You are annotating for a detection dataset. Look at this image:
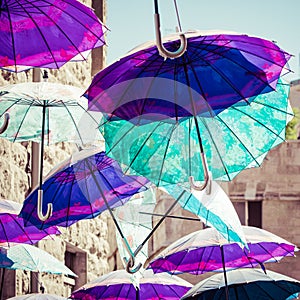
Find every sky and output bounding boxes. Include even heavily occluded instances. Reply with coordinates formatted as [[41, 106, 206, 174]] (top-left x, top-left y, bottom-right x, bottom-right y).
[[105, 0, 300, 82]]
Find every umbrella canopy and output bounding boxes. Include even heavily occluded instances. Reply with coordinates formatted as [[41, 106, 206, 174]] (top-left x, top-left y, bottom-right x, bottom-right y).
[[0, 0, 107, 72], [0, 82, 102, 145], [0, 244, 76, 276], [148, 226, 298, 275], [70, 269, 192, 299], [0, 81, 103, 221], [181, 269, 300, 300], [162, 181, 247, 247], [115, 188, 157, 270], [19, 148, 150, 229], [116, 181, 249, 275], [0, 199, 60, 247], [86, 30, 291, 122], [101, 80, 293, 187], [8, 294, 67, 300]]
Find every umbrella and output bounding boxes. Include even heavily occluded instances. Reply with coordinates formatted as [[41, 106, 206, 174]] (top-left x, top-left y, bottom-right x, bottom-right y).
[[7, 294, 67, 300], [148, 226, 298, 276], [0, 244, 76, 276], [114, 187, 157, 271], [0, 199, 60, 247], [181, 268, 300, 300], [0, 81, 103, 221], [86, 25, 291, 121], [0, 0, 107, 72], [120, 181, 247, 274], [70, 269, 192, 299], [101, 79, 293, 189], [19, 147, 150, 230]]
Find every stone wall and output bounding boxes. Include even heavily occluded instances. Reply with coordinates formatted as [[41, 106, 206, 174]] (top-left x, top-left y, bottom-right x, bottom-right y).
[[0, 0, 109, 298]]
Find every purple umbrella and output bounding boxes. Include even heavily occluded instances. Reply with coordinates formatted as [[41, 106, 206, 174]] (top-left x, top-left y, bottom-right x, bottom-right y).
[[0, 0, 107, 72], [86, 30, 291, 123], [70, 269, 193, 300], [19, 147, 150, 230], [148, 226, 298, 300], [148, 226, 298, 275], [0, 199, 60, 247]]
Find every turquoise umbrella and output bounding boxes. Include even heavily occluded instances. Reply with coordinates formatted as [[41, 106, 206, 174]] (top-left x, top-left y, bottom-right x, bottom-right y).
[[0, 244, 76, 276], [101, 80, 292, 188]]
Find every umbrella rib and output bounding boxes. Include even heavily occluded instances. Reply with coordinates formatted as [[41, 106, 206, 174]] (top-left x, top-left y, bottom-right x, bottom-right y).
[[190, 33, 289, 81], [156, 123, 178, 186], [196, 116, 232, 180], [184, 46, 216, 117], [11, 214, 34, 245], [191, 37, 290, 72], [59, 100, 85, 145], [231, 105, 287, 142], [188, 46, 255, 105], [0, 98, 35, 143], [110, 55, 167, 121], [85, 159, 130, 250], [65, 165, 79, 227], [15, 0, 59, 67]]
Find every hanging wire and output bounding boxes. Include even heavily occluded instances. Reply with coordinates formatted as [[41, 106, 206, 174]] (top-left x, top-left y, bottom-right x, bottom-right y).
[[173, 0, 182, 32]]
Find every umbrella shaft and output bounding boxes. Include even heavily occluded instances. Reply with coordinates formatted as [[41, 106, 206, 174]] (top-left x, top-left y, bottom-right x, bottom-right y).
[[39, 104, 46, 189], [221, 245, 229, 300], [133, 190, 185, 257]]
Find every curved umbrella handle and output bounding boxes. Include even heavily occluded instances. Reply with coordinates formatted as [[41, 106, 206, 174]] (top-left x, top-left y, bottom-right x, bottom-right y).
[[37, 189, 53, 221], [0, 113, 10, 134], [189, 152, 210, 192], [154, 13, 187, 59], [125, 255, 142, 274]]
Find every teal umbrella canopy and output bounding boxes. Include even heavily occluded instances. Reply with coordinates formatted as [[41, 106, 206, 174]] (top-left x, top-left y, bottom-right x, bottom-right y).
[[101, 80, 292, 186], [0, 82, 103, 145], [0, 244, 76, 276]]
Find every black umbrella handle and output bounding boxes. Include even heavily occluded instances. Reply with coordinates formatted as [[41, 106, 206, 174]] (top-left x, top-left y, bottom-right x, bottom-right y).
[[153, 0, 187, 59], [0, 113, 9, 134]]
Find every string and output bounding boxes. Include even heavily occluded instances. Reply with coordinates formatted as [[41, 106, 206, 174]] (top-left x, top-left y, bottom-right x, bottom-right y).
[[173, 0, 182, 32]]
